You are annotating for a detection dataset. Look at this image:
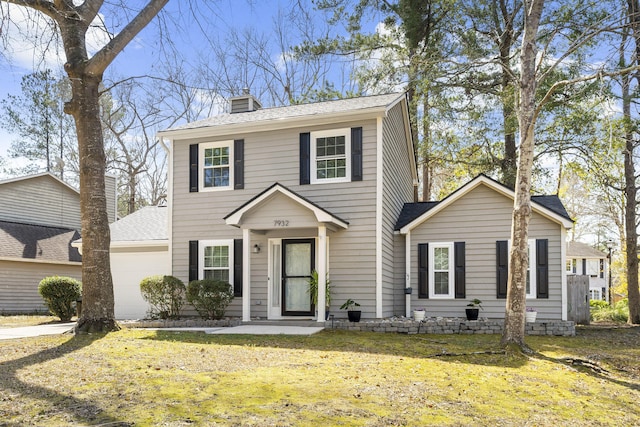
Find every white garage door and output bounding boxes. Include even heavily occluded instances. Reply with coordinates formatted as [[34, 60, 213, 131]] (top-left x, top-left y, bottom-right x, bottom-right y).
[[111, 249, 171, 319]]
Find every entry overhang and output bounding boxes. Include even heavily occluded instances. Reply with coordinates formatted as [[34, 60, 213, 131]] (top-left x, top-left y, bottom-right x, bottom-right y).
[[224, 183, 349, 231]]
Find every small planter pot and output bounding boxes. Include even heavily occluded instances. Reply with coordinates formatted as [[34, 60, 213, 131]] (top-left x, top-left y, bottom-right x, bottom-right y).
[[347, 310, 361, 322], [465, 308, 479, 321], [525, 311, 537, 322], [413, 310, 426, 321]]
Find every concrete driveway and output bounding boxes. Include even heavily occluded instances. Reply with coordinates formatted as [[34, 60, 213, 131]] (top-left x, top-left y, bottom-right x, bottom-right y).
[[0, 322, 75, 340]]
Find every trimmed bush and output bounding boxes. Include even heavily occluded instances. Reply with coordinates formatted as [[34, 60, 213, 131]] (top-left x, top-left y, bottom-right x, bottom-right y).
[[139, 275, 185, 319], [591, 299, 629, 323], [590, 300, 609, 310], [186, 279, 234, 320], [38, 276, 82, 322]]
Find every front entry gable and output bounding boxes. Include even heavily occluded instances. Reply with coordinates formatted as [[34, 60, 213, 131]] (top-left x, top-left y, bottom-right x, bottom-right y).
[[224, 183, 349, 231]]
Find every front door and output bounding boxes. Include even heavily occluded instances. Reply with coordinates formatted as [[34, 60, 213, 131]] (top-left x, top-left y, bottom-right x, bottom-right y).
[[281, 238, 315, 316]]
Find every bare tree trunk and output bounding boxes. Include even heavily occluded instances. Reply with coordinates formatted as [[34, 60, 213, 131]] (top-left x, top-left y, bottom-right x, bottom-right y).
[[626, 0, 640, 324], [501, 0, 544, 349], [66, 74, 119, 333]]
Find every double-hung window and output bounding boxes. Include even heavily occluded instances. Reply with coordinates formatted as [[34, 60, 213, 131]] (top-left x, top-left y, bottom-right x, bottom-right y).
[[429, 242, 455, 298], [200, 141, 233, 191], [199, 240, 234, 282], [311, 129, 351, 184]]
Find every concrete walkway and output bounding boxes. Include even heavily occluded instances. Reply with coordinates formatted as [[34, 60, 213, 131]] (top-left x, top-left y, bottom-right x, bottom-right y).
[[0, 322, 76, 340], [0, 323, 324, 339], [145, 325, 325, 336]]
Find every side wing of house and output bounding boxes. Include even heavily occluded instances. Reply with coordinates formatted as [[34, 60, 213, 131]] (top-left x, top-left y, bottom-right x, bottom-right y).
[[0, 173, 81, 229], [402, 181, 570, 320]]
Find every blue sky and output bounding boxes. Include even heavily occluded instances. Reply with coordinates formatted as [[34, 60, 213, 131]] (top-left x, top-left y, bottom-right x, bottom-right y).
[[0, 1, 355, 165]]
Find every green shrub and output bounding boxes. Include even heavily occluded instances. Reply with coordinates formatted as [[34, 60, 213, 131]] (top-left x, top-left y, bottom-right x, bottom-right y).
[[38, 276, 82, 322], [186, 279, 234, 320], [591, 299, 629, 323], [139, 275, 185, 319], [590, 300, 609, 309]]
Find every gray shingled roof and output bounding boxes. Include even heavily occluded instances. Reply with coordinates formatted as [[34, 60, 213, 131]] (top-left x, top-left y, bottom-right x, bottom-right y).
[[162, 93, 405, 133], [110, 206, 168, 242], [0, 220, 81, 262], [567, 241, 607, 258]]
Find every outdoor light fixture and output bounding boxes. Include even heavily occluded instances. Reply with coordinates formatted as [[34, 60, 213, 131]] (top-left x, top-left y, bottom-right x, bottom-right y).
[[252, 244, 261, 254]]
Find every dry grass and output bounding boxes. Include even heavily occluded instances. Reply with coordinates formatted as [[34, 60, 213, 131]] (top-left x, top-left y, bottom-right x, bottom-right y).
[[0, 325, 639, 426], [0, 315, 62, 328]]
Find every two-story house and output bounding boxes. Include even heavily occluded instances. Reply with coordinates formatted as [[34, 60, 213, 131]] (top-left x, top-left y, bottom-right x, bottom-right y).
[[155, 92, 573, 323], [158, 92, 416, 322]]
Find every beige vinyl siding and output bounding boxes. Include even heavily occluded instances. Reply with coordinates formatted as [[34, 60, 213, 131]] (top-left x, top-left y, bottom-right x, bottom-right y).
[[409, 184, 565, 320], [0, 175, 80, 229], [0, 259, 81, 313], [381, 102, 414, 317], [171, 119, 379, 318]]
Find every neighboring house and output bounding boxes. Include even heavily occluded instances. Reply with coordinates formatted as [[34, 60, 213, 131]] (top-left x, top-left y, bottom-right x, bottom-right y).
[[0, 172, 117, 313], [566, 241, 608, 302], [154, 92, 573, 322], [396, 175, 574, 321]]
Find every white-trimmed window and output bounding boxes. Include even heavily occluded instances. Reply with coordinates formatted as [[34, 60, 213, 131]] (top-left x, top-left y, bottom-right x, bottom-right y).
[[200, 141, 233, 191], [590, 288, 602, 301], [506, 239, 537, 298], [566, 258, 577, 274], [199, 240, 234, 282], [429, 242, 454, 298], [311, 128, 351, 184]]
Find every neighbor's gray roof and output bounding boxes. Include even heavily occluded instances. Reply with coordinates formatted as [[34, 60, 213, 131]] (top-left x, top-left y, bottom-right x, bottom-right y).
[[0, 220, 81, 262], [110, 206, 168, 242], [567, 241, 607, 259], [161, 93, 405, 133]]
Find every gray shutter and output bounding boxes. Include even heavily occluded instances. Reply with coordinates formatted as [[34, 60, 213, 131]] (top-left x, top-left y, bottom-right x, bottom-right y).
[[536, 239, 549, 299], [496, 240, 508, 298], [189, 144, 198, 193], [234, 139, 244, 190], [454, 242, 466, 299], [300, 133, 311, 185], [351, 127, 363, 181], [418, 243, 428, 298], [233, 239, 243, 297], [188, 240, 198, 282]]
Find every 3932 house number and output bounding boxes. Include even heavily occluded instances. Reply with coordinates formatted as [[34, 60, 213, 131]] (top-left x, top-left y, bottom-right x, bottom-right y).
[[273, 220, 290, 227]]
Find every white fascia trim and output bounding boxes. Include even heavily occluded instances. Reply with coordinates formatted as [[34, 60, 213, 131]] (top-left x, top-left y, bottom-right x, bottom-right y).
[[0, 171, 80, 195], [157, 110, 385, 140], [399, 175, 573, 233], [225, 185, 349, 229], [561, 225, 568, 321], [376, 116, 384, 318], [167, 137, 174, 276], [73, 240, 169, 252], [0, 256, 81, 266], [405, 231, 411, 318]]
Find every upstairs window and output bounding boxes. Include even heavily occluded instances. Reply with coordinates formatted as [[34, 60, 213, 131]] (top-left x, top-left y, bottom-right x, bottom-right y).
[[311, 129, 351, 184], [200, 141, 233, 191]]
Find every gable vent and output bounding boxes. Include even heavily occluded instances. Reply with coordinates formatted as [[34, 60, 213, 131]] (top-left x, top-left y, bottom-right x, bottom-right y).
[[229, 88, 262, 113]]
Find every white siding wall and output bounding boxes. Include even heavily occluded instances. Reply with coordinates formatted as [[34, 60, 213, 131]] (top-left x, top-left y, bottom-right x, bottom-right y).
[[0, 260, 82, 313], [171, 119, 381, 318], [409, 184, 565, 320]]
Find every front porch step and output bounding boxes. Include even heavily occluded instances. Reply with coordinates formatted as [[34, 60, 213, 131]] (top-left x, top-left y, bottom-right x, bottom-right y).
[[243, 320, 326, 327]]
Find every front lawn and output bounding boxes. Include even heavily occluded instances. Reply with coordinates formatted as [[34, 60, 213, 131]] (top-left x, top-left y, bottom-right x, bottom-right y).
[[0, 315, 61, 328], [0, 326, 638, 426]]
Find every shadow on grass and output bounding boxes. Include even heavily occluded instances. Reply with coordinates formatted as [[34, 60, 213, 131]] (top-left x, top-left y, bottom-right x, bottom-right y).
[[142, 328, 528, 369], [0, 333, 131, 426]]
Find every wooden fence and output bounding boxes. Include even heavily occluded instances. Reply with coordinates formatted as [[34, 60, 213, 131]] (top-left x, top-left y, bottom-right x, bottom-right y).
[[567, 275, 590, 325]]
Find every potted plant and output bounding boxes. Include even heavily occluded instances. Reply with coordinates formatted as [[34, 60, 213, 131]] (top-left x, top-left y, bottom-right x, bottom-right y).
[[465, 298, 483, 321], [340, 298, 361, 322], [308, 270, 331, 320], [525, 307, 537, 322], [413, 307, 426, 321]]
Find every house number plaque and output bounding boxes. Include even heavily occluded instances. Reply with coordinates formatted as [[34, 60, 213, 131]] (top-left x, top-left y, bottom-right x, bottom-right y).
[[273, 219, 290, 227]]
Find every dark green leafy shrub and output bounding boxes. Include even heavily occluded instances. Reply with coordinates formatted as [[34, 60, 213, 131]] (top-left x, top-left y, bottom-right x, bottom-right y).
[[591, 299, 629, 323], [186, 279, 234, 320], [139, 275, 185, 319], [38, 276, 82, 321]]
